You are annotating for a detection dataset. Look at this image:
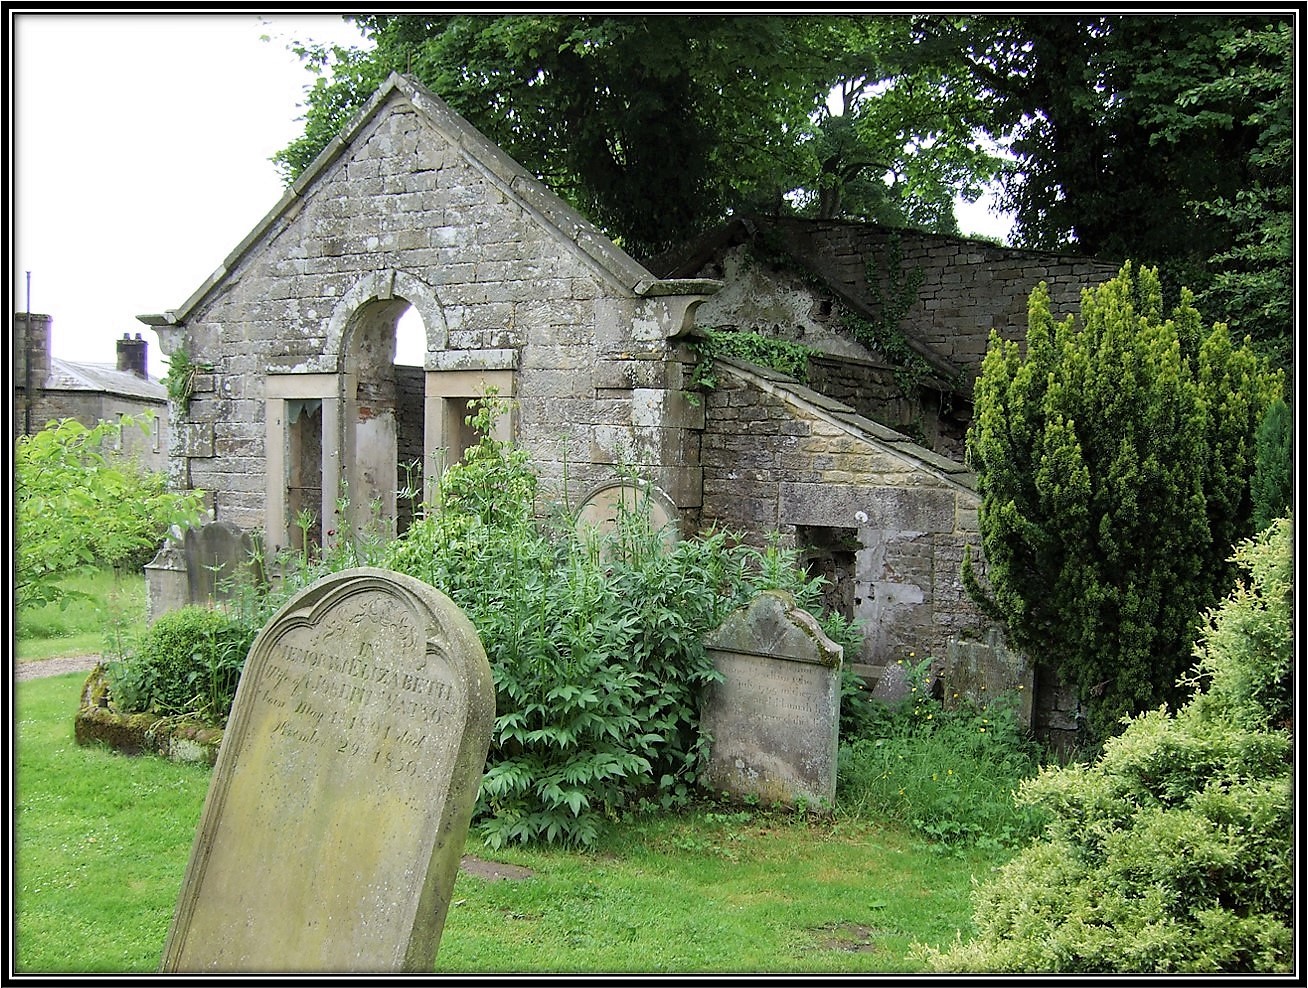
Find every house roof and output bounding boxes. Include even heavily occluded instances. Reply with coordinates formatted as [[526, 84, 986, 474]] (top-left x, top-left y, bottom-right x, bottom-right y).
[[139, 73, 718, 330], [43, 357, 166, 403]]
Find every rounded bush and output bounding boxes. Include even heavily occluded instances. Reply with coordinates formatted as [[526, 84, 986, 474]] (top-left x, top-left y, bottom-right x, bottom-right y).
[[107, 605, 253, 722]]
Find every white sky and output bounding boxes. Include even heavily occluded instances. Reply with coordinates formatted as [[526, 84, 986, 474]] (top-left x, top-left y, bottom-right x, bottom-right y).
[[10, 12, 373, 379], [10, 11, 1014, 382]]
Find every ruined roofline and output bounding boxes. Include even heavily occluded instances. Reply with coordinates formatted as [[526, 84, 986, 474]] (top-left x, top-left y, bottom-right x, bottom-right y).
[[138, 72, 720, 330], [714, 355, 977, 496]]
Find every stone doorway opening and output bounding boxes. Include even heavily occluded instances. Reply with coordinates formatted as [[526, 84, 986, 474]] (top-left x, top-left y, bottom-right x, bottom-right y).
[[343, 297, 419, 540]]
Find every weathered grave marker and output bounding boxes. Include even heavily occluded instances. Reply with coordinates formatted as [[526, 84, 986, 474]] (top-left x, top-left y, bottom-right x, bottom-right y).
[[160, 567, 495, 973], [185, 520, 257, 605], [700, 590, 842, 808], [574, 479, 680, 551]]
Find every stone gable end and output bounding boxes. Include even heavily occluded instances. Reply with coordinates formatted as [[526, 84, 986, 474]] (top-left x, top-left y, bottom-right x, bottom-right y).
[[147, 74, 717, 544]]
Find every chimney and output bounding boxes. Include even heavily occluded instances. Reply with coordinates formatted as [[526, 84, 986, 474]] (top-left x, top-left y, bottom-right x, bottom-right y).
[[15, 312, 53, 390], [117, 332, 149, 379]]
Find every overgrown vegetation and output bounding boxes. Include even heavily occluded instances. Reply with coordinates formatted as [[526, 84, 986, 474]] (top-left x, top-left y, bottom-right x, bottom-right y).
[[838, 656, 1049, 853], [100, 394, 866, 849], [15, 416, 206, 612], [689, 327, 817, 392], [104, 606, 254, 726], [964, 262, 1281, 739], [921, 517, 1293, 973], [160, 347, 212, 418], [383, 395, 862, 847]]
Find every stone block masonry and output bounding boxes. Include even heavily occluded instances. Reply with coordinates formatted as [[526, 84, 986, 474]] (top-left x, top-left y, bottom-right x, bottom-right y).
[[701, 358, 986, 673], [145, 74, 716, 547]]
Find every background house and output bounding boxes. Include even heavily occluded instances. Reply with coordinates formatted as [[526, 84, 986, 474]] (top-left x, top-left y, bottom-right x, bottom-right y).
[[14, 312, 169, 471]]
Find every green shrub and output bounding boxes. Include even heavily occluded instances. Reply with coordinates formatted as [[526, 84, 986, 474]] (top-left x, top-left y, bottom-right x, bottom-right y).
[[1251, 397, 1291, 532], [384, 393, 861, 848], [918, 517, 1294, 973], [964, 262, 1282, 739], [837, 655, 1048, 852], [16, 416, 205, 611], [106, 605, 254, 724]]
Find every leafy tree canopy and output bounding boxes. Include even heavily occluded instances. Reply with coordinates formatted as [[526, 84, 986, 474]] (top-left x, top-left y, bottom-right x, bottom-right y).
[[276, 14, 1292, 369], [917, 14, 1293, 371], [274, 14, 1010, 258]]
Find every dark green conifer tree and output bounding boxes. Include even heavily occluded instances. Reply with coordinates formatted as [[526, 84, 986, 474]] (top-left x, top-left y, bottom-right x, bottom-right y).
[[964, 263, 1280, 737]]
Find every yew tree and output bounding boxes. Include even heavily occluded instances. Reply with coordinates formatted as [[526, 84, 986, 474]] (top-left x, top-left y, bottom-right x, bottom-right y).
[[964, 264, 1281, 738]]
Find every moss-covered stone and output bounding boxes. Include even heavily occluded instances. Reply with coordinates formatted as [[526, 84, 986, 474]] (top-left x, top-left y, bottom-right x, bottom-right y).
[[74, 666, 222, 766]]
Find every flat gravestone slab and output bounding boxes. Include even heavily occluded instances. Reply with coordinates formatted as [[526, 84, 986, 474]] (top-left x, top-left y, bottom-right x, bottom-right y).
[[700, 590, 842, 808], [161, 568, 495, 973]]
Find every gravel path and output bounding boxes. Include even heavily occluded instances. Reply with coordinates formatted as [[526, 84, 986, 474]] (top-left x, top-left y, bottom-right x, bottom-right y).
[[16, 655, 103, 682]]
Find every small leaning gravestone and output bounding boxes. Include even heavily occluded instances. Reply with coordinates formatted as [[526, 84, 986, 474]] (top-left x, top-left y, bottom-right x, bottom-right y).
[[160, 567, 495, 973], [700, 590, 842, 809]]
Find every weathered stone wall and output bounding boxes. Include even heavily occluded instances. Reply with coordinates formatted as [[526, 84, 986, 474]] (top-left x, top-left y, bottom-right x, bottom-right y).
[[155, 79, 709, 536], [754, 217, 1121, 380], [804, 353, 969, 461], [700, 358, 990, 676]]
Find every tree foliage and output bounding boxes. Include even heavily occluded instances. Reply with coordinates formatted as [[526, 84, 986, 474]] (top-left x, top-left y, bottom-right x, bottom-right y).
[[1251, 398, 1292, 533], [923, 518, 1293, 973], [917, 14, 1293, 372], [275, 15, 1292, 367], [274, 14, 1009, 257], [964, 264, 1281, 738], [15, 417, 207, 612]]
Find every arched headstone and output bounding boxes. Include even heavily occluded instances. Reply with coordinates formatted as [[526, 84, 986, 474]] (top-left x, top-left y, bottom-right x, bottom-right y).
[[574, 479, 680, 551], [161, 568, 495, 972]]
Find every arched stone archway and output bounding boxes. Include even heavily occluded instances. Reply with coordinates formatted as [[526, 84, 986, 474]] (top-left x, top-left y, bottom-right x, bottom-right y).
[[265, 269, 516, 553]]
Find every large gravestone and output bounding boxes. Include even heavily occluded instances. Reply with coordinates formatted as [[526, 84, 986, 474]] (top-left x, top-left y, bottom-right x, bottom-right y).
[[160, 568, 495, 973], [700, 590, 842, 808]]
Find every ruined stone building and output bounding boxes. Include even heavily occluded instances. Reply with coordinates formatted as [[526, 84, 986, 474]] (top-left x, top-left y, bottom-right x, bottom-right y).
[[139, 73, 1117, 737], [13, 312, 169, 471]]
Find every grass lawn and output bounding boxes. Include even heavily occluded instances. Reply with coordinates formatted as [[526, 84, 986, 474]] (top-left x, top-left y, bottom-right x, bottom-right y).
[[13, 670, 1007, 974], [15, 568, 147, 662]]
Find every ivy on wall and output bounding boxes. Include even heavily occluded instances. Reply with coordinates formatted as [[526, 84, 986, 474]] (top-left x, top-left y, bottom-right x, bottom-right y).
[[689, 327, 817, 396], [841, 235, 934, 394]]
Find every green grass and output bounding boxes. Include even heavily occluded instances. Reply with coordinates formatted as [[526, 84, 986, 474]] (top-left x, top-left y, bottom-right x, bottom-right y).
[[15, 568, 146, 662], [13, 671, 1014, 974]]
